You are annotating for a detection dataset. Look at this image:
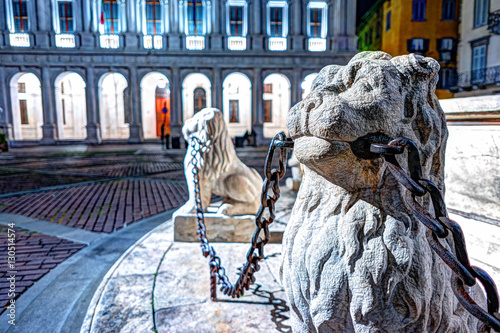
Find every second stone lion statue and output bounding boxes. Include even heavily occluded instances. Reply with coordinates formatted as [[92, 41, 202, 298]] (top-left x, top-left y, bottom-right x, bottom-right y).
[[174, 108, 263, 217], [281, 52, 487, 332]]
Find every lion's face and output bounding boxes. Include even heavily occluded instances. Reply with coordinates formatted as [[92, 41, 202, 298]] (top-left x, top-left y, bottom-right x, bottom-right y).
[[182, 107, 223, 142], [287, 52, 446, 191]]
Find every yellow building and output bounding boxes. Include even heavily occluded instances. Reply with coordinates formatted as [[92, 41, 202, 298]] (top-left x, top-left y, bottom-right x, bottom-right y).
[[358, 0, 460, 99]]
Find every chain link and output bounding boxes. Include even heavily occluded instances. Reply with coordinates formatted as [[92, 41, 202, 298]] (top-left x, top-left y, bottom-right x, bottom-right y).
[[189, 132, 292, 300], [371, 138, 500, 333], [188, 130, 499, 332]]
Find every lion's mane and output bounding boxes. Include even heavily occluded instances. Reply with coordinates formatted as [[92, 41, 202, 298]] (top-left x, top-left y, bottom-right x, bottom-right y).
[[281, 52, 483, 333]]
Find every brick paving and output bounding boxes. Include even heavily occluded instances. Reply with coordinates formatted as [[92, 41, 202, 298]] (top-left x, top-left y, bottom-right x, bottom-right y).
[[0, 172, 98, 195], [0, 179, 189, 232], [68, 161, 183, 178], [0, 225, 85, 314]]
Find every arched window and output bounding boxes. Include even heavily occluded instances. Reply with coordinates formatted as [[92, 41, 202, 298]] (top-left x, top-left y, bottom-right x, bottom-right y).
[[193, 87, 207, 114]]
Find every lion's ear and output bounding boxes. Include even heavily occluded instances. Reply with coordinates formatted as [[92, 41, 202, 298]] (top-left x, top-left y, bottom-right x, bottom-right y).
[[392, 54, 440, 79]]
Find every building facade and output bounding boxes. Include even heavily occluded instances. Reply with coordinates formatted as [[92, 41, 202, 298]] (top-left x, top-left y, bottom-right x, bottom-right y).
[[357, 0, 459, 99], [0, 0, 357, 146], [451, 0, 500, 97]]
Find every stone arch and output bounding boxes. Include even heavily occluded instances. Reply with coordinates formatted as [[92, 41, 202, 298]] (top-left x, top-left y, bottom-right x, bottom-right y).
[[140, 72, 170, 140], [54, 72, 87, 140], [10, 72, 44, 140], [98, 72, 129, 140], [223, 72, 252, 137], [263, 73, 291, 138], [301, 73, 318, 99], [182, 73, 212, 122]]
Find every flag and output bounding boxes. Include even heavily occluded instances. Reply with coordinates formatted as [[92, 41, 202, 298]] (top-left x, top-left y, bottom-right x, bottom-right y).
[[100, 9, 105, 25]]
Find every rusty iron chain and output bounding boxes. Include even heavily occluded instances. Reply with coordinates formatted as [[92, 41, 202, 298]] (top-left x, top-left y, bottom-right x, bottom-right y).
[[189, 130, 499, 332], [371, 138, 500, 333], [189, 132, 293, 300]]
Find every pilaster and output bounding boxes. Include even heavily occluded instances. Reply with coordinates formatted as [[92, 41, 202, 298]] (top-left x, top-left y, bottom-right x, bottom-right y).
[[40, 67, 57, 144], [128, 67, 143, 143], [85, 67, 101, 144], [171, 67, 183, 137]]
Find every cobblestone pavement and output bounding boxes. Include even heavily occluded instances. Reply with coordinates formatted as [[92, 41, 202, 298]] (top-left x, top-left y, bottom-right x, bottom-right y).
[[0, 145, 272, 319], [0, 179, 188, 232], [0, 225, 85, 314]]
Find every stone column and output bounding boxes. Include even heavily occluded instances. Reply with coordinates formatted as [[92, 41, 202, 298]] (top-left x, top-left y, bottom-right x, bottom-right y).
[[80, 0, 96, 49], [170, 67, 183, 137], [34, 0, 50, 48], [85, 67, 101, 144], [210, 0, 223, 50], [252, 68, 265, 145], [251, 0, 264, 51], [40, 67, 57, 144], [168, 0, 182, 50], [291, 1, 304, 51], [212, 68, 222, 110], [291, 70, 302, 106], [128, 67, 143, 143], [124, 0, 139, 49], [0, 67, 13, 140]]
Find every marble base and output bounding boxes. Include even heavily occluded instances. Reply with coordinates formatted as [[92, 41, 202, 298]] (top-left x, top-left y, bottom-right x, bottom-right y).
[[174, 208, 282, 243]]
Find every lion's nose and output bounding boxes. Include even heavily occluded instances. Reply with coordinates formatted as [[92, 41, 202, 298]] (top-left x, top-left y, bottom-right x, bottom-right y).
[[305, 101, 316, 113]]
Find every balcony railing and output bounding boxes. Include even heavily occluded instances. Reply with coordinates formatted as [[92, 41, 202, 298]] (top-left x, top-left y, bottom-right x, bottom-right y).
[[488, 9, 500, 35], [268, 37, 287, 51], [144, 35, 163, 49], [308, 38, 326, 52], [451, 66, 500, 89], [10, 33, 30, 47], [228, 36, 246, 51], [100, 34, 120, 49], [55, 34, 76, 48], [186, 36, 205, 50]]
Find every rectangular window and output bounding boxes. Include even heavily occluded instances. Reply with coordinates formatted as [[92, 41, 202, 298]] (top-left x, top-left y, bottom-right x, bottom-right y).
[[146, 0, 162, 35], [442, 0, 455, 20], [229, 6, 244, 36], [474, 0, 489, 28], [229, 100, 239, 123], [438, 67, 456, 89], [13, 0, 29, 33], [412, 0, 426, 21], [269, 6, 283, 37], [407, 38, 429, 53], [264, 100, 272, 123], [364, 29, 372, 46], [58, 1, 74, 33], [102, 0, 119, 34], [18, 83, 26, 93], [187, 0, 204, 36], [309, 8, 322, 38], [386, 11, 391, 31], [264, 83, 273, 94], [19, 100, 28, 124], [62, 98, 67, 125]]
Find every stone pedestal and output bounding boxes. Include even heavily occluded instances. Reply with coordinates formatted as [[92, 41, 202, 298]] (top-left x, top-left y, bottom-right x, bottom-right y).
[[41, 123, 57, 145], [210, 34, 224, 50], [85, 122, 101, 144], [251, 35, 265, 51], [174, 207, 282, 243], [128, 123, 143, 143], [168, 33, 182, 51], [34, 32, 50, 48], [124, 33, 139, 50], [292, 35, 305, 51]]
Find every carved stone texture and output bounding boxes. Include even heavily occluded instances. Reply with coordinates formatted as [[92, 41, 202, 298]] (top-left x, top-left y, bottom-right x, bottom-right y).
[[281, 52, 486, 332], [285, 151, 303, 191], [173, 108, 263, 218]]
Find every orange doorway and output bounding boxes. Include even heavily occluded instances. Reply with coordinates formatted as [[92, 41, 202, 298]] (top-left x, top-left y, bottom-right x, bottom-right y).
[[155, 86, 170, 137]]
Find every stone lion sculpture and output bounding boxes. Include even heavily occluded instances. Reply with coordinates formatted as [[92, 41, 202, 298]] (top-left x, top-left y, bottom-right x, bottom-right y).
[[281, 52, 486, 332], [174, 108, 263, 217]]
